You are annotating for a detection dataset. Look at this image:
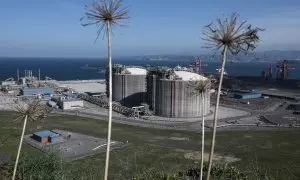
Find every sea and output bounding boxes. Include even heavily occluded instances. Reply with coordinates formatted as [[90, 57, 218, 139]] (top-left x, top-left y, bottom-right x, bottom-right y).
[[0, 57, 299, 81]]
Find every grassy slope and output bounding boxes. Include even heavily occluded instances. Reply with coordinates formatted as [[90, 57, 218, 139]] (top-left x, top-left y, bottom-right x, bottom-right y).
[[0, 112, 299, 179]]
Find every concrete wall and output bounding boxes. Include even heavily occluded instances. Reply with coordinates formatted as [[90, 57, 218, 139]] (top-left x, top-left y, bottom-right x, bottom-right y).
[[147, 75, 210, 118], [109, 74, 147, 107]]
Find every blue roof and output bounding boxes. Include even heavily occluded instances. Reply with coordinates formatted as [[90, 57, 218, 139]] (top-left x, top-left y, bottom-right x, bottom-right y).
[[21, 87, 54, 95], [33, 130, 60, 138], [235, 92, 261, 96]]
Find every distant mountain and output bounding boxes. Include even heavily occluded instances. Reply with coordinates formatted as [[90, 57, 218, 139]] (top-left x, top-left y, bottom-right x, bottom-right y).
[[132, 50, 300, 63], [253, 50, 300, 62], [133, 55, 194, 61]]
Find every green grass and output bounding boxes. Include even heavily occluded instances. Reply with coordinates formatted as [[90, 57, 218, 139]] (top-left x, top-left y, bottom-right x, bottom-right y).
[[0, 111, 300, 179]]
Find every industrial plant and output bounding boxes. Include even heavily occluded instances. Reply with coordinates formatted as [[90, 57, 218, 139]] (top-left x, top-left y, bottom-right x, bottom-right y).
[[0, 60, 299, 125], [0, 69, 85, 111]]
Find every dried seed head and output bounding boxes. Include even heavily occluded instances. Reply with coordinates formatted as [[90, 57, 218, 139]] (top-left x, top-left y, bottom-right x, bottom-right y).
[[203, 13, 264, 55]]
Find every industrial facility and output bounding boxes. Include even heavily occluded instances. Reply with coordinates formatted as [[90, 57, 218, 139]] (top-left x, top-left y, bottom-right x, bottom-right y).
[[109, 65, 147, 107], [147, 68, 211, 118]]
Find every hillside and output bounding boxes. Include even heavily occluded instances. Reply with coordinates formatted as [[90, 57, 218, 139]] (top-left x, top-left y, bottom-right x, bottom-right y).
[[133, 50, 300, 62]]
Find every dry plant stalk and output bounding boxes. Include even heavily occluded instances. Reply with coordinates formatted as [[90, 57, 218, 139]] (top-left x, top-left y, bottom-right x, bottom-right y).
[[81, 0, 129, 41], [203, 12, 263, 180], [12, 99, 51, 180], [81, 1, 129, 180], [14, 99, 51, 122], [189, 79, 211, 180]]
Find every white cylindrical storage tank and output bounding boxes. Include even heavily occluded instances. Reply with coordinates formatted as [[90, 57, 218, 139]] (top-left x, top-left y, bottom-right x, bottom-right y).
[[147, 70, 210, 118], [108, 66, 147, 107]]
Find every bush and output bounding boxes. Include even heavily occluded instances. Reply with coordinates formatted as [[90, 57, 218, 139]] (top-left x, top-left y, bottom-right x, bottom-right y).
[[16, 153, 65, 180], [132, 164, 272, 180], [0, 153, 66, 180]]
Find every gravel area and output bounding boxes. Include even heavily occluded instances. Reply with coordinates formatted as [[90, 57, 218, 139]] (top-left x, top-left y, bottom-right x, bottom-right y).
[[24, 129, 126, 161]]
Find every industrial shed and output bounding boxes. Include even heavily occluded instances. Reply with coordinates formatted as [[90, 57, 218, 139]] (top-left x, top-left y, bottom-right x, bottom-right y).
[[21, 87, 54, 96], [109, 65, 147, 107], [32, 130, 61, 144], [147, 70, 211, 118], [233, 92, 262, 99]]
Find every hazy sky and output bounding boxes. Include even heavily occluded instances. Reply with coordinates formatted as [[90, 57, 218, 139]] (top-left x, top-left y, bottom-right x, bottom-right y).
[[0, 0, 300, 58]]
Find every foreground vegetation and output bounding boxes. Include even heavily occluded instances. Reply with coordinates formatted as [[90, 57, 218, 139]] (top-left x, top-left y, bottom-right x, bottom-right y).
[[0, 112, 299, 179], [0, 153, 264, 179]]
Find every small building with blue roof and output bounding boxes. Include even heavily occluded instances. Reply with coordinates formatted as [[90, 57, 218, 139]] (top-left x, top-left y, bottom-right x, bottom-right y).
[[32, 130, 61, 144]]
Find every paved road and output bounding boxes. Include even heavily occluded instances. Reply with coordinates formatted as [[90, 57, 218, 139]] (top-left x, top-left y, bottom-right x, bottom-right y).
[[54, 107, 299, 132]]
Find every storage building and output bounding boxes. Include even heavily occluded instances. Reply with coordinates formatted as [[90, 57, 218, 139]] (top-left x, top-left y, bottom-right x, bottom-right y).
[[32, 130, 61, 144], [1, 81, 16, 86], [21, 87, 54, 96], [0, 96, 17, 104], [59, 99, 84, 110], [233, 92, 262, 99]]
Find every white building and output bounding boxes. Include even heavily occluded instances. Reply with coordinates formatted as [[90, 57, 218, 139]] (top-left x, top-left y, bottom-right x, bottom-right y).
[[59, 100, 84, 110], [1, 81, 16, 86], [0, 96, 17, 104]]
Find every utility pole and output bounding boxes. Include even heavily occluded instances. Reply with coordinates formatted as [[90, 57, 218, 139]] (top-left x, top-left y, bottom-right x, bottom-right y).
[[38, 69, 40, 81], [199, 57, 202, 74], [17, 69, 19, 81]]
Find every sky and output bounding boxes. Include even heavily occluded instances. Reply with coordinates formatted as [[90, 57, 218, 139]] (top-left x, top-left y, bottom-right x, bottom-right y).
[[0, 0, 300, 58]]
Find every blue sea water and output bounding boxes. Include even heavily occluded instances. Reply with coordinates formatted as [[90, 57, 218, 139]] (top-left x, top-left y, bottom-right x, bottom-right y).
[[0, 57, 299, 81]]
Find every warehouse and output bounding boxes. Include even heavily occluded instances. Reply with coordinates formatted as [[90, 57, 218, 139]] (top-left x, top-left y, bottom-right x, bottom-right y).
[[109, 65, 147, 107], [1, 81, 16, 86], [21, 87, 54, 96], [147, 69, 211, 118], [59, 99, 84, 110], [0, 96, 17, 104], [233, 92, 262, 99], [32, 130, 61, 144]]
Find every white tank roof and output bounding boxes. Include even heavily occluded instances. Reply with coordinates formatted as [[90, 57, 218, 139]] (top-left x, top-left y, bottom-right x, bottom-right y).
[[174, 71, 207, 81], [125, 67, 147, 75]]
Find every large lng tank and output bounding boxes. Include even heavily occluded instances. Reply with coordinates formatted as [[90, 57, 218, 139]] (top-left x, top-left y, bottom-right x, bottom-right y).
[[147, 70, 210, 118], [109, 66, 147, 107]]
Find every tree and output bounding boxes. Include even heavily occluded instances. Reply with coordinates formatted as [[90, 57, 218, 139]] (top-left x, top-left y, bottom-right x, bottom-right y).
[[202, 13, 263, 180], [189, 79, 211, 180], [12, 99, 51, 180], [81, 1, 129, 179]]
